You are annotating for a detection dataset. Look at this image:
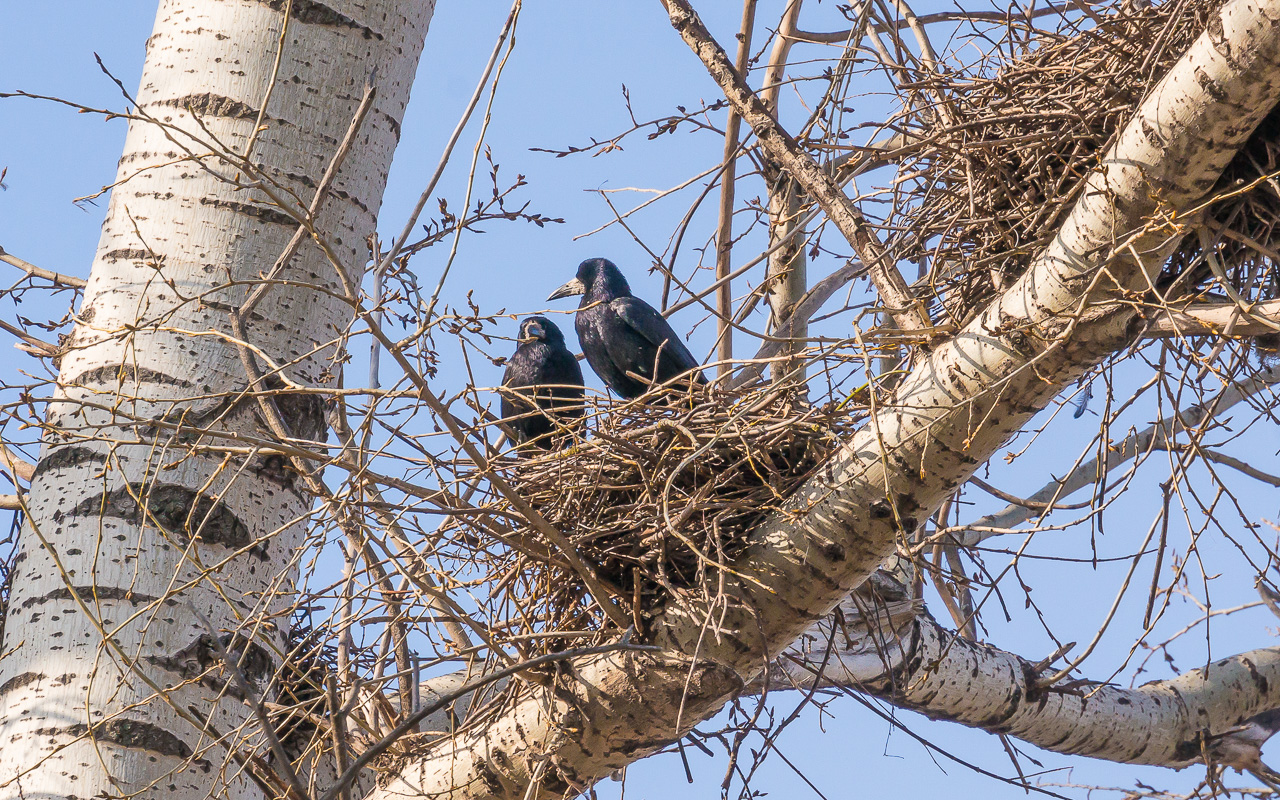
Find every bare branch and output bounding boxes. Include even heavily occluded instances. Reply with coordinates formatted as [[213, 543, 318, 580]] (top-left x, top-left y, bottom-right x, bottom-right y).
[[662, 0, 932, 333], [1144, 298, 1280, 338], [779, 589, 1280, 770], [0, 245, 87, 289], [711, 0, 758, 378], [962, 360, 1280, 544], [792, 2, 1083, 43]]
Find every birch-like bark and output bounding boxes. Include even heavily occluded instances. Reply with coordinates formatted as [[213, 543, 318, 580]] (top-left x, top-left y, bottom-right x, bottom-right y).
[[777, 582, 1280, 769], [372, 1, 1280, 797], [0, 3, 433, 800], [1146, 298, 1280, 336], [330, 570, 1280, 799]]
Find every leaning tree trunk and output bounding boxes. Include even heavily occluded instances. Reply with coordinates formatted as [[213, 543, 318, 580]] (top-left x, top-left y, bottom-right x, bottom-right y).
[[0, 2, 433, 799]]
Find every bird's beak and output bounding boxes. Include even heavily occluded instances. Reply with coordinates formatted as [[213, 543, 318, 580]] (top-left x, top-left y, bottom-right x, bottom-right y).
[[547, 278, 586, 302]]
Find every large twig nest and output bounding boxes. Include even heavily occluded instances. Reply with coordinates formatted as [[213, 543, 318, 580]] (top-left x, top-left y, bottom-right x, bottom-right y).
[[484, 388, 861, 643]]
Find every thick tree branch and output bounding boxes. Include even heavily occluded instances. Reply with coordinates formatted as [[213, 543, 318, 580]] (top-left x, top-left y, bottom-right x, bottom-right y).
[[778, 587, 1280, 770], [1145, 298, 1280, 337], [339, 569, 1280, 795]]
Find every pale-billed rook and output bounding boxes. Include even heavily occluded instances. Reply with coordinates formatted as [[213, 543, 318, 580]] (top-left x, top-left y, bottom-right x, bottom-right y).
[[547, 258, 707, 399]]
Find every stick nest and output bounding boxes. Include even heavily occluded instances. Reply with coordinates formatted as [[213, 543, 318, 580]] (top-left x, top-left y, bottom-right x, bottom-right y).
[[485, 389, 862, 644], [896, 0, 1280, 324]]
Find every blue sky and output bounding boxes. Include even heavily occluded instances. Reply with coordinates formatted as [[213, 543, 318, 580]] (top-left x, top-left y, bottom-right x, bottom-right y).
[[3, 2, 1280, 799]]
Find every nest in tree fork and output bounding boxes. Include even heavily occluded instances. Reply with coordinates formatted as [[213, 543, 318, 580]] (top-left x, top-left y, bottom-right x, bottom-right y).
[[486, 389, 861, 645], [897, 0, 1280, 325]]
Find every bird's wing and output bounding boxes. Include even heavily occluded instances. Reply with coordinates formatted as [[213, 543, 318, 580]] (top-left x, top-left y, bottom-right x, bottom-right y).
[[611, 297, 700, 373], [552, 349, 586, 392]]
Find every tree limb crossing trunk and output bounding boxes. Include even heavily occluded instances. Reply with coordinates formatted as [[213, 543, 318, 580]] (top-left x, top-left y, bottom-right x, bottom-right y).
[[0, 2, 434, 799]]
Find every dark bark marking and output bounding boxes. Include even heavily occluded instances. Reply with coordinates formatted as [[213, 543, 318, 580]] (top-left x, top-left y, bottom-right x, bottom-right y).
[[261, 375, 328, 443], [251, 0, 383, 40], [250, 453, 305, 502], [20, 586, 168, 611], [67, 364, 195, 391], [377, 108, 401, 141], [148, 633, 275, 700], [32, 446, 108, 481], [1171, 736, 1201, 763], [154, 92, 269, 124], [1140, 116, 1167, 149], [1244, 656, 1268, 694], [277, 170, 318, 191], [813, 538, 846, 563], [33, 720, 210, 771], [69, 484, 266, 560], [199, 197, 298, 229], [330, 187, 370, 216], [1204, 10, 1241, 71], [789, 556, 844, 594], [1193, 66, 1229, 103], [538, 770, 573, 796], [103, 248, 165, 264], [0, 672, 46, 696], [198, 298, 270, 324], [473, 758, 504, 794]]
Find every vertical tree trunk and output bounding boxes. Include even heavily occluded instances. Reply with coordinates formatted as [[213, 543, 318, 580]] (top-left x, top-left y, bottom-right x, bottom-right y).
[[761, 0, 808, 386], [765, 177, 808, 384], [0, 2, 433, 799]]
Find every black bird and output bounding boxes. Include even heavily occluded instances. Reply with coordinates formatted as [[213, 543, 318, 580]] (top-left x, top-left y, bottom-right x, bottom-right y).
[[499, 316, 585, 449], [547, 258, 706, 399]]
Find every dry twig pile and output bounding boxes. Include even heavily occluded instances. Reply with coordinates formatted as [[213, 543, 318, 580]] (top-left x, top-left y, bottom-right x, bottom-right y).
[[478, 389, 861, 644], [896, 0, 1280, 322]]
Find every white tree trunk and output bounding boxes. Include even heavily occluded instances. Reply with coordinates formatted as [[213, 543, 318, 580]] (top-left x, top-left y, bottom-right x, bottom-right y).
[[373, 1, 1280, 796], [0, 2, 433, 799]]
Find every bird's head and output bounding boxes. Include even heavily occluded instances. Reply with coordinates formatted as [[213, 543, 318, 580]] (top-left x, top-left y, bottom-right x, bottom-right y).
[[517, 315, 565, 346], [547, 258, 631, 305]]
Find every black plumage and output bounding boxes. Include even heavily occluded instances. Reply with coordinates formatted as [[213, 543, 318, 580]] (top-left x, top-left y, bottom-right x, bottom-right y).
[[547, 258, 706, 399], [499, 316, 585, 448]]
